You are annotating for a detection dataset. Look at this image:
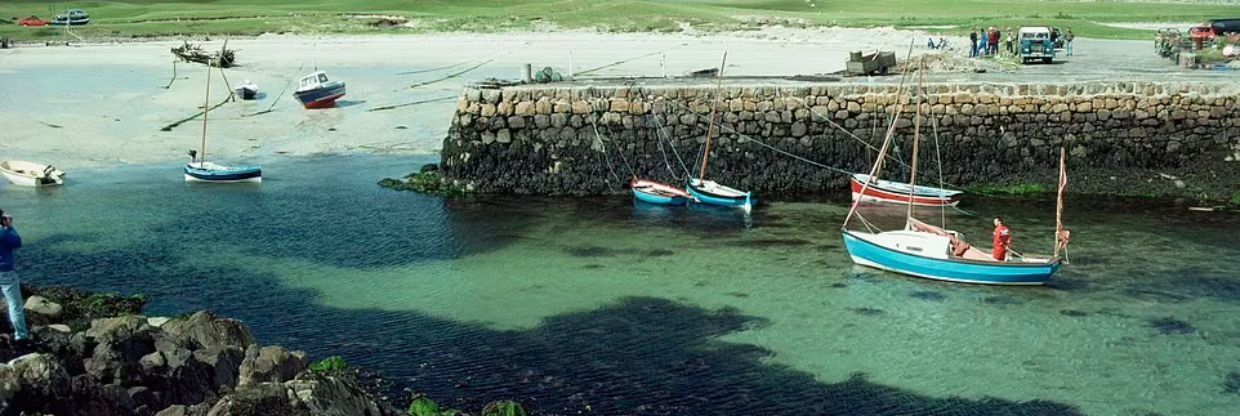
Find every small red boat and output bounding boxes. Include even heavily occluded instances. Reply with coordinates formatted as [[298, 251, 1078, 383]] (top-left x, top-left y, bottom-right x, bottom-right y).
[[850, 173, 963, 207]]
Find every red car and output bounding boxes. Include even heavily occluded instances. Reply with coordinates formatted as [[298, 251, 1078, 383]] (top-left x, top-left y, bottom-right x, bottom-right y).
[[18, 16, 49, 27], [1189, 25, 1215, 41]]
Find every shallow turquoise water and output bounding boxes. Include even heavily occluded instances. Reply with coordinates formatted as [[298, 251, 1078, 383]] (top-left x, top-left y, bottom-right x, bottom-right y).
[[1, 155, 1238, 415]]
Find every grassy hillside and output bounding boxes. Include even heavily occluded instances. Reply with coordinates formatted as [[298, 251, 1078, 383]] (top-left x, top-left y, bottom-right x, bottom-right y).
[[1, 0, 1234, 41]]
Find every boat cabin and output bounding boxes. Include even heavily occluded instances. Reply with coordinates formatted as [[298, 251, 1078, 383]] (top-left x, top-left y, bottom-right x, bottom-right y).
[[298, 71, 331, 90]]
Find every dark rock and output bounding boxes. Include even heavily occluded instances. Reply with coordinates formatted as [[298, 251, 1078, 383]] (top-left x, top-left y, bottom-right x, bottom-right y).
[[286, 374, 385, 416], [156, 405, 191, 416], [70, 373, 139, 416], [163, 312, 256, 350], [206, 382, 305, 416], [238, 345, 307, 386], [7, 353, 72, 413], [193, 346, 244, 390], [129, 385, 166, 414]]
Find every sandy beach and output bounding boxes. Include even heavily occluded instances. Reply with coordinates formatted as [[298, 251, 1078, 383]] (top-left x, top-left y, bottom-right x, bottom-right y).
[[0, 27, 1201, 170]]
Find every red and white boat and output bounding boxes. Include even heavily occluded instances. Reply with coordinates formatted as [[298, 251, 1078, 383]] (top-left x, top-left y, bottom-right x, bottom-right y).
[[850, 173, 963, 207]]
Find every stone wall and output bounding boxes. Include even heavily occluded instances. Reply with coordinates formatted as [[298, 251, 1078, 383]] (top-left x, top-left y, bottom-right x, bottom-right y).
[[440, 80, 1240, 197]]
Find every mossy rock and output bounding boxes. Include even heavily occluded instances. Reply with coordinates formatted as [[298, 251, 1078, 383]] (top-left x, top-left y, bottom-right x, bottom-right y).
[[406, 395, 440, 416], [481, 400, 527, 416], [379, 168, 472, 197], [309, 355, 349, 374], [22, 285, 148, 330]]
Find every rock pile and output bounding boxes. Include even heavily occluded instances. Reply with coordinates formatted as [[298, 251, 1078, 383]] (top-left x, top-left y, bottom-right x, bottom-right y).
[[0, 287, 395, 416]]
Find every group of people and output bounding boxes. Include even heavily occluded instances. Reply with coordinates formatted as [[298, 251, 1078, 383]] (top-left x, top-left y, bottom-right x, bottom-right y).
[[969, 27, 1013, 58], [967, 26, 1076, 58]]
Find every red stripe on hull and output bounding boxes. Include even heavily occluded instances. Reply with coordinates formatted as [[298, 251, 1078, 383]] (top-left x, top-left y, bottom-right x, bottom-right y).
[[851, 179, 961, 206], [302, 93, 345, 109]]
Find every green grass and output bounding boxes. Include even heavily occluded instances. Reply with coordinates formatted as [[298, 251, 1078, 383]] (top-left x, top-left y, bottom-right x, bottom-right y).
[[1230, 191, 1240, 206], [1, 0, 1234, 41]]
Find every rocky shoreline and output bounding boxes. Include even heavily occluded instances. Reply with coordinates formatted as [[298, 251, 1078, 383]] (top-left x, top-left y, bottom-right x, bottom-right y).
[[0, 286, 527, 416]]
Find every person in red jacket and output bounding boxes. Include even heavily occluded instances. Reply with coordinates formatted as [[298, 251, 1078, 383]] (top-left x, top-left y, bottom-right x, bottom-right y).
[[992, 217, 1011, 261]]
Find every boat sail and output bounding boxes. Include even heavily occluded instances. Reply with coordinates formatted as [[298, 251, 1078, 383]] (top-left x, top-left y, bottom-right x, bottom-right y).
[[685, 52, 755, 213], [841, 58, 1069, 285], [185, 50, 262, 183]]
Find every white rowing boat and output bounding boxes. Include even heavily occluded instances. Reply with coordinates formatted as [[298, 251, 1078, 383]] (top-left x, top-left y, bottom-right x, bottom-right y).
[[0, 160, 66, 187]]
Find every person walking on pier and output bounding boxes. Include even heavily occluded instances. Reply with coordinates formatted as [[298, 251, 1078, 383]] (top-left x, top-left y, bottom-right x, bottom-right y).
[[992, 217, 1012, 261], [0, 210, 27, 342]]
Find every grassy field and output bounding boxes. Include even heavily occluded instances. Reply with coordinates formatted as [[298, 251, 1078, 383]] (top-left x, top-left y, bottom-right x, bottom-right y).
[[0, 0, 1235, 41]]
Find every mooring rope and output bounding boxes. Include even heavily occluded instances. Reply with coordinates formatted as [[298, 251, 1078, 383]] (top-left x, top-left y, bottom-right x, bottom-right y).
[[649, 113, 693, 179], [597, 122, 637, 179], [591, 122, 624, 189], [661, 99, 855, 176]]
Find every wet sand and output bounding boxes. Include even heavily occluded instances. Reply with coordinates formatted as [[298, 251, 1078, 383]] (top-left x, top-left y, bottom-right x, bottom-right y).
[[0, 28, 1204, 170]]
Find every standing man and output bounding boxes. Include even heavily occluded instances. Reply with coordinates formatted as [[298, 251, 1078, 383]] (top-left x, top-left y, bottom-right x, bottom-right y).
[[969, 28, 979, 58], [990, 27, 1001, 55], [0, 210, 27, 342], [979, 27, 989, 57], [1065, 27, 1075, 56], [992, 217, 1012, 261]]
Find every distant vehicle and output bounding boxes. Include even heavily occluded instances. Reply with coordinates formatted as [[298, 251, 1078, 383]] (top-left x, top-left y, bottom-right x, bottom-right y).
[[1207, 18, 1240, 35], [1189, 25, 1216, 41], [1019, 27, 1056, 64], [1050, 27, 1065, 49], [50, 9, 89, 26], [18, 16, 48, 27]]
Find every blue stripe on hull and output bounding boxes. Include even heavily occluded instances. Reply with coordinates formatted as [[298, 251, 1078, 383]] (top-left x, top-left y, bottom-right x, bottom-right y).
[[842, 231, 1059, 285], [294, 84, 346, 105], [184, 166, 263, 182], [685, 185, 754, 208], [633, 189, 688, 206]]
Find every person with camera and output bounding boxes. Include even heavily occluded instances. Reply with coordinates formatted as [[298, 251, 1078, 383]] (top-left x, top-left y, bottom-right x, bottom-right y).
[[0, 209, 28, 342]]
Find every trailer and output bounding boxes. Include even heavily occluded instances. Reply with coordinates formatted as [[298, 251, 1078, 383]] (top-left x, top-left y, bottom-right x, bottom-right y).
[[845, 51, 897, 76]]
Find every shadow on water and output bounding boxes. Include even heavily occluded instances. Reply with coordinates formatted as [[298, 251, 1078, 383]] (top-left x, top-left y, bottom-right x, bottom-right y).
[[24, 237, 1083, 415]]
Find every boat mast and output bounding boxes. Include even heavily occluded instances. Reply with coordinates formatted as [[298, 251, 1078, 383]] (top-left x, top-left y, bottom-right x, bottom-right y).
[[906, 57, 924, 224], [843, 40, 916, 229], [1053, 147, 1067, 258], [698, 52, 728, 180], [199, 56, 213, 166]]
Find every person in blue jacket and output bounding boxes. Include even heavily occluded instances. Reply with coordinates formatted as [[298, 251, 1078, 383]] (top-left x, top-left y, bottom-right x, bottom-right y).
[[0, 209, 27, 342]]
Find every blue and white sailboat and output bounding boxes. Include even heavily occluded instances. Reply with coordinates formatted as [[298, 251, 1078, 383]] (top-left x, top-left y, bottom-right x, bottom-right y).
[[185, 58, 262, 184], [688, 51, 754, 213], [841, 62, 1069, 285]]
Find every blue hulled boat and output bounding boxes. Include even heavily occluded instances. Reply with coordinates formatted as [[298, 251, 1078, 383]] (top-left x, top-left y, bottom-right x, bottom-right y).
[[686, 178, 753, 212], [184, 162, 262, 183], [293, 71, 346, 109], [842, 228, 1061, 285], [632, 179, 692, 206], [841, 64, 1070, 286]]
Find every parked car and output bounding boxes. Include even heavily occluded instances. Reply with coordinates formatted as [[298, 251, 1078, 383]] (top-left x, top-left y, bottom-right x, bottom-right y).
[[51, 9, 89, 26], [18, 16, 49, 27], [1019, 27, 1056, 64], [1189, 25, 1216, 41]]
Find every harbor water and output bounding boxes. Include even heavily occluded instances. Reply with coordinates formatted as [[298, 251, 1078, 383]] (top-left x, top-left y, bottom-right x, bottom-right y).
[[1, 155, 1238, 415]]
